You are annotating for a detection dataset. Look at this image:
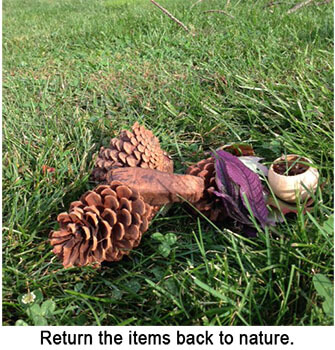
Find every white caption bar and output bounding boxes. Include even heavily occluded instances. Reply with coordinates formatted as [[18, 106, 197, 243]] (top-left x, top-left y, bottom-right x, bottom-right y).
[[1, 326, 334, 350]]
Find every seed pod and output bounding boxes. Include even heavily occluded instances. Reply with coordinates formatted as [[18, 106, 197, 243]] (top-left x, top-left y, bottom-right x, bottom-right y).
[[107, 167, 205, 206]]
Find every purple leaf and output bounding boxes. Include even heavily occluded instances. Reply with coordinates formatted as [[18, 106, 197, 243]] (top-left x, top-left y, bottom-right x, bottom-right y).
[[213, 190, 251, 225], [215, 153, 234, 195], [241, 225, 258, 237], [214, 155, 251, 225], [213, 150, 271, 228]]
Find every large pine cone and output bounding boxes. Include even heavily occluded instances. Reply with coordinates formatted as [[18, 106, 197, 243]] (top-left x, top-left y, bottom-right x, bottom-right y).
[[186, 157, 226, 222], [92, 122, 173, 183], [49, 181, 152, 268]]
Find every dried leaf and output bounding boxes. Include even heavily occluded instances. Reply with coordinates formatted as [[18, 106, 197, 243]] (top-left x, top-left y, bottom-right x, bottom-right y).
[[222, 143, 255, 156], [238, 156, 269, 177]]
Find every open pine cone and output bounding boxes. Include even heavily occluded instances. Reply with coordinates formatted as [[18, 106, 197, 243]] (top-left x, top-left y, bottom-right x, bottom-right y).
[[186, 157, 226, 221], [49, 181, 152, 268], [92, 122, 173, 183]]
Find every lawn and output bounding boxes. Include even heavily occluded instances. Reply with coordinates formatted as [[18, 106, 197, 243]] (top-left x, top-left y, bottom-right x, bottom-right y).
[[2, 0, 334, 326]]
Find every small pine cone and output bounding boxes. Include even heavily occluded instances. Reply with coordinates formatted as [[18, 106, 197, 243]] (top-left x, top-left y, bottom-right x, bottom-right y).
[[186, 157, 226, 222], [49, 181, 152, 268], [92, 122, 173, 182]]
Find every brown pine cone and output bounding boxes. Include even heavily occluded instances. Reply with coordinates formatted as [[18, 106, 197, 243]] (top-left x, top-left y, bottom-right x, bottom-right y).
[[49, 181, 152, 268], [186, 157, 226, 222], [92, 122, 173, 183]]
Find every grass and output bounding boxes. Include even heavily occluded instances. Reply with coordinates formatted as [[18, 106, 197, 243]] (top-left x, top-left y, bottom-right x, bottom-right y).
[[2, 0, 334, 325]]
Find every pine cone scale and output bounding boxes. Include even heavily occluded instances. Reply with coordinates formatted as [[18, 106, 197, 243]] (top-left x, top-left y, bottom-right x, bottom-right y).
[[124, 224, 140, 240], [119, 197, 132, 211], [113, 222, 125, 241], [102, 208, 117, 225], [104, 195, 119, 211], [119, 208, 132, 226], [140, 217, 148, 232], [50, 235, 71, 246]]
